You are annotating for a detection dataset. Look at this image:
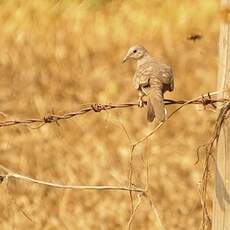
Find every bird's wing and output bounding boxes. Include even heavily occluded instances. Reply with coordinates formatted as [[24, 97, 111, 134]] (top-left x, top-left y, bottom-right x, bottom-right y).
[[135, 62, 173, 88], [159, 65, 174, 92]]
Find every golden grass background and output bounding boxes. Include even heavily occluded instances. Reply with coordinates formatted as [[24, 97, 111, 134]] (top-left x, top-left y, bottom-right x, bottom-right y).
[[0, 0, 220, 229]]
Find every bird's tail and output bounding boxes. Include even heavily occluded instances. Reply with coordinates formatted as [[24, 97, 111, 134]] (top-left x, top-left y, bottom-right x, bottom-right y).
[[147, 96, 155, 122], [147, 89, 165, 122]]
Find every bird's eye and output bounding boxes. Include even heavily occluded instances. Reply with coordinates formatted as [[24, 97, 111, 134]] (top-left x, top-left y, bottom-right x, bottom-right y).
[[133, 50, 137, 53]]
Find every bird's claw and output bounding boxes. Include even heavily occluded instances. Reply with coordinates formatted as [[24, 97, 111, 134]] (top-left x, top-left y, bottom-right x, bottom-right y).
[[138, 98, 144, 108]]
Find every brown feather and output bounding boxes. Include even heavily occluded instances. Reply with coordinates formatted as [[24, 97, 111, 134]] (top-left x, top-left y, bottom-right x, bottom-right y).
[[147, 96, 155, 122], [147, 89, 165, 122]]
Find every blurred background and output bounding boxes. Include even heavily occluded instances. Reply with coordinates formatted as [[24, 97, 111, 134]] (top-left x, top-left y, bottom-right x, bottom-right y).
[[0, 0, 219, 229]]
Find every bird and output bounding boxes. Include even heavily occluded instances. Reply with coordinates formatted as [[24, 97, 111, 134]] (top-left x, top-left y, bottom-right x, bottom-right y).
[[122, 45, 174, 122]]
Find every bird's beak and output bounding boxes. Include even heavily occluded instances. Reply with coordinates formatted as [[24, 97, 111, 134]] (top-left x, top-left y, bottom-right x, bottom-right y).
[[122, 54, 128, 63]]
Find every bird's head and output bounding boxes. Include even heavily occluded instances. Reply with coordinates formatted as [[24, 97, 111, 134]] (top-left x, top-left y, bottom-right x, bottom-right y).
[[122, 45, 148, 63]]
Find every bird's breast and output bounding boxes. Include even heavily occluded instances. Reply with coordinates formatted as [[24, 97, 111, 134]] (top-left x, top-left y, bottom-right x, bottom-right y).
[[133, 73, 150, 90]]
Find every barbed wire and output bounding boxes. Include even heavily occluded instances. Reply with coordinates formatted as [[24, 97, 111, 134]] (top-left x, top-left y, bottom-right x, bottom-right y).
[[0, 91, 228, 129]]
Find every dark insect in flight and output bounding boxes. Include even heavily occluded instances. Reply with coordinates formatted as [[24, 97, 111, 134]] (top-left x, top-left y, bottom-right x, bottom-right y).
[[187, 34, 202, 42]]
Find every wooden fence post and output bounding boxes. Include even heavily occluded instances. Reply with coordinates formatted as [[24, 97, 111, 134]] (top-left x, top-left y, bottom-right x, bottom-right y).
[[212, 1, 230, 229]]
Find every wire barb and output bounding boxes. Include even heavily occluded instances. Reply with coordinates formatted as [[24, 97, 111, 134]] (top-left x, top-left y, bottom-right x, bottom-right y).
[[91, 103, 106, 112]]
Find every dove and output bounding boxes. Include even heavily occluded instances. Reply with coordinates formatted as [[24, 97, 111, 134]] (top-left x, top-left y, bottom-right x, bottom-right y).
[[123, 45, 174, 122]]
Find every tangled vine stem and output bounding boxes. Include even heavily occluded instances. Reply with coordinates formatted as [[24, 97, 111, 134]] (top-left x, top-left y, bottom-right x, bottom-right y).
[[197, 101, 230, 229], [0, 165, 145, 193], [0, 90, 229, 229]]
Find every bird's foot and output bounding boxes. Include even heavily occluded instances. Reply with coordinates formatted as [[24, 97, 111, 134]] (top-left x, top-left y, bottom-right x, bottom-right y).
[[138, 98, 144, 108]]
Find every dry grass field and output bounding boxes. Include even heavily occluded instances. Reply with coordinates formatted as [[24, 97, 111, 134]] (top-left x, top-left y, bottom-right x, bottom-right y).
[[0, 0, 220, 229]]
